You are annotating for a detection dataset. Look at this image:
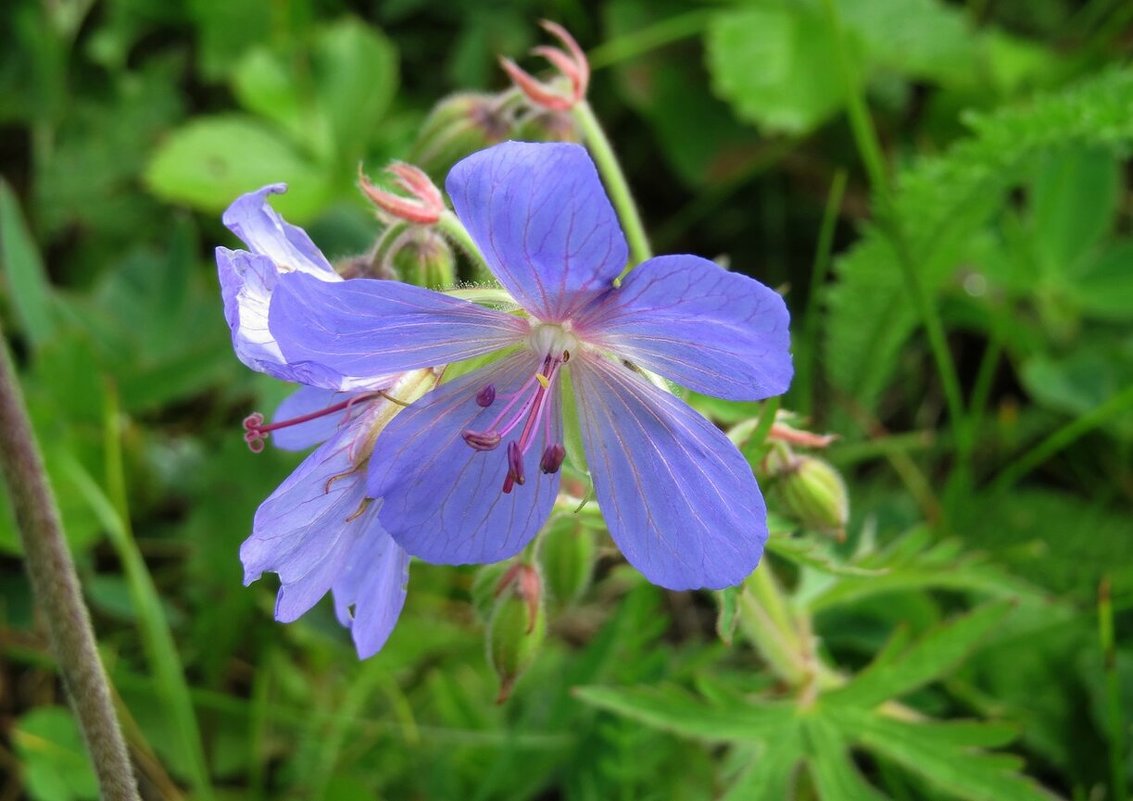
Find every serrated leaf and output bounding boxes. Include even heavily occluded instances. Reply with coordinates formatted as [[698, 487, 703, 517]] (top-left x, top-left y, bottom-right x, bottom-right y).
[[574, 684, 793, 742], [802, 715, 889, 801], [826, 600, 1014, 707], [706, 7, 845, 136], [145, 115, 329, 220], [766, 533, 887, 578], [825, 68, 1133, 411], [832, 707, 1057, 801], [0, 179, 56, 349]]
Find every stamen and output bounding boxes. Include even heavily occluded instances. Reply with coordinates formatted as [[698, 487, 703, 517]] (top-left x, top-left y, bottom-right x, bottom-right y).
[[476, 384, 497, 407], [535, 374, 550, 389], [502, 440, 525, 494], [241, 392, 381, 452], [540, 443, 566, 474], [463, 430, 502, 451]]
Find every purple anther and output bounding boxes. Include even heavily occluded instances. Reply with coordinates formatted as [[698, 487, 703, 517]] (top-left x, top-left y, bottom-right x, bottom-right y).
[[476, 384, 496, 407], [463, 429, 502, 451], [539, 443, 566, 474], [507, 441, 523, 484]]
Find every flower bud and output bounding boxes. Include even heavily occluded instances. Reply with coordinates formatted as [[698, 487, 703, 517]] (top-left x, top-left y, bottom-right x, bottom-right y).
[[487, 563, 546, 703], [539, 516, 596, 607], [389, 228, 456, 289], [408, 92, 512, 181], [471, 562, 511, 624], [770, 454, 849, 539], [511, 108, 582, 144]]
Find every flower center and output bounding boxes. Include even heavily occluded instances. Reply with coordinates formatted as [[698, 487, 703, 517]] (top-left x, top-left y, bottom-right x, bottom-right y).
[[461, 323, 575, 493]]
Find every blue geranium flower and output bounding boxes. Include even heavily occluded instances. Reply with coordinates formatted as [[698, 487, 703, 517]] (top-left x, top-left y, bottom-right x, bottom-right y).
[[216, 185, 435, 657], [268, 142, 793, 590]]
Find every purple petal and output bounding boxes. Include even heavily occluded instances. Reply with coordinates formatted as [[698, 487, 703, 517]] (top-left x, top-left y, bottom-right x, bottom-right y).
[[222, 184, 336, 276], [270, 271, 527, 378], [240, 426, 373, 622], [571, 356, 767, 590], [576, 255, 793, 401], [446, 141, 629, 322], [368, 353, 560, 564], [217, 247, 391, 390], [331, 530, 411, 658]]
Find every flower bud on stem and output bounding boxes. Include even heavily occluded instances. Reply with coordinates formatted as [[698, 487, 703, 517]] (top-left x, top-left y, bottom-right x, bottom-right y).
[[487, 562, 546, 703]]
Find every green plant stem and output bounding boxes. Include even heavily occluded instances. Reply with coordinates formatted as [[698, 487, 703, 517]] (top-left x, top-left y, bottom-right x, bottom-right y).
[[573, 101, 653, 268], [437, 210, 493, 282], [586, 9, 713, 71], [795, 169, 847, 418], [0, 324, 140, 801], [989, 383, 1133, 494], [821, 0, 966, 482], [1098, 576, 1128, 801]]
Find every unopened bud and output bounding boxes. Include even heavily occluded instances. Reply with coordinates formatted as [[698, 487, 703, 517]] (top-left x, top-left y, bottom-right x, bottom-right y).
[[471, 562, 511, 624], [499, 21, 589, 112], [408, 92, 512, 181], [487, 563, 546, 703], [389, 228, 456, 289], [511, 108, 582, 143], [770, 455, 849, 539], [539, 516, 596, 607], [359, 162, 445, 225]]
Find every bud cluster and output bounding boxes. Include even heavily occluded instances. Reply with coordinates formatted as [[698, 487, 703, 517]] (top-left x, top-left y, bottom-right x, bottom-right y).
[[761, 422, 849, 540]]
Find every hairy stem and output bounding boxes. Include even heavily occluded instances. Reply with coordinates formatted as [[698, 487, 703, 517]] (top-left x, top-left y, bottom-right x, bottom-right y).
[[0, 324, 140, 801], [573, 101, 653, 268]]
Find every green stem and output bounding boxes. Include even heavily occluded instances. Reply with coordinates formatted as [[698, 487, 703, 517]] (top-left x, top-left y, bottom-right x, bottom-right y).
[[586, 9, 714, 71], [1098, 576, 1128, 801], [573, 101, 653, 268], [794, 169, 847, 418], [0, 323, 140, 801], [437, 210, 493, 283], [989, 383, 1133, 494], [821, 0, 966, 474]]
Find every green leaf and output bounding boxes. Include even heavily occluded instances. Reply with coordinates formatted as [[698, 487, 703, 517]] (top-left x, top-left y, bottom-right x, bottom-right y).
[[311, 19, 398, 163], [12, 707, 99, 801], [842, 0, 977, 85], [826, 600, 1014, 707], [1071, 240, 1133, 321], [0, 178, 56, 348], [144, 115, 328, 220], [1030, 146, 1120, 275], [802, 715, 889, 801], [721, 727, 805, 801], [706, 7, 845, 136], [825, 67, 1133, 411], [832, 707, 1057, 801], [766, 533, 887, 578], [574, 684, 794, 742]]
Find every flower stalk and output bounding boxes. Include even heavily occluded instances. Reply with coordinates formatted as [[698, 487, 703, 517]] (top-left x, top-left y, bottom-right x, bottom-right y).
[[0, 322, 140, 801]]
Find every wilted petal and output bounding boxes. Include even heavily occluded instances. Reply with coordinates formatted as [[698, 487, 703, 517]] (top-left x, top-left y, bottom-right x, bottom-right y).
[[576, 255, 793, 401], [222, 184, 336, 277], [332, 529, 411, 658], [572, 356, 767, 590], [240, 427, 373, 622], [217, 247, 386, 391], [270, 271, 527, 379], [446, 141, 628, 322], [368, 353, 560, 564]]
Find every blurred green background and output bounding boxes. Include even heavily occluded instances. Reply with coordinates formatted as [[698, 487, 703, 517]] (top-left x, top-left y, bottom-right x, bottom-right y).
[[2, 0, 1132, 799]]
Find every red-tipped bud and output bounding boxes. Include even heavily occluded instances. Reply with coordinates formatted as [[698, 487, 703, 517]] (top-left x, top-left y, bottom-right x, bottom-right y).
[[499, 21, 589, 112], [769, 422, 839, 448], [358, 162, 445, 225], [488, 563, 546, 703]]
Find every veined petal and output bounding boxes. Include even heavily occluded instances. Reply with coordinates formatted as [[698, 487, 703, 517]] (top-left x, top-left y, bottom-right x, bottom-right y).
[[270, 271, 528, 378], [331, 526, 410, 658], [217, 247, 386, 391], [572, 356, 767, 590], [240, 427, 372, 622], [446, 141, 628, 322], [368, 353, 561, 565], [576, 255, 793, 401], [222, 184, 337, 277]]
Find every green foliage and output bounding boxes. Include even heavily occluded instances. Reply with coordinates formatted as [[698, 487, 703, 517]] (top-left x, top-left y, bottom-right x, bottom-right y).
[[11, 708, 99, 801]]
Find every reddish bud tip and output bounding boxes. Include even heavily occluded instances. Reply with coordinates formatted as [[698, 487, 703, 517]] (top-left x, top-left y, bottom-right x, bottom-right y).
[[499, 22, 589, 111], [358, 162, 445, 225]]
